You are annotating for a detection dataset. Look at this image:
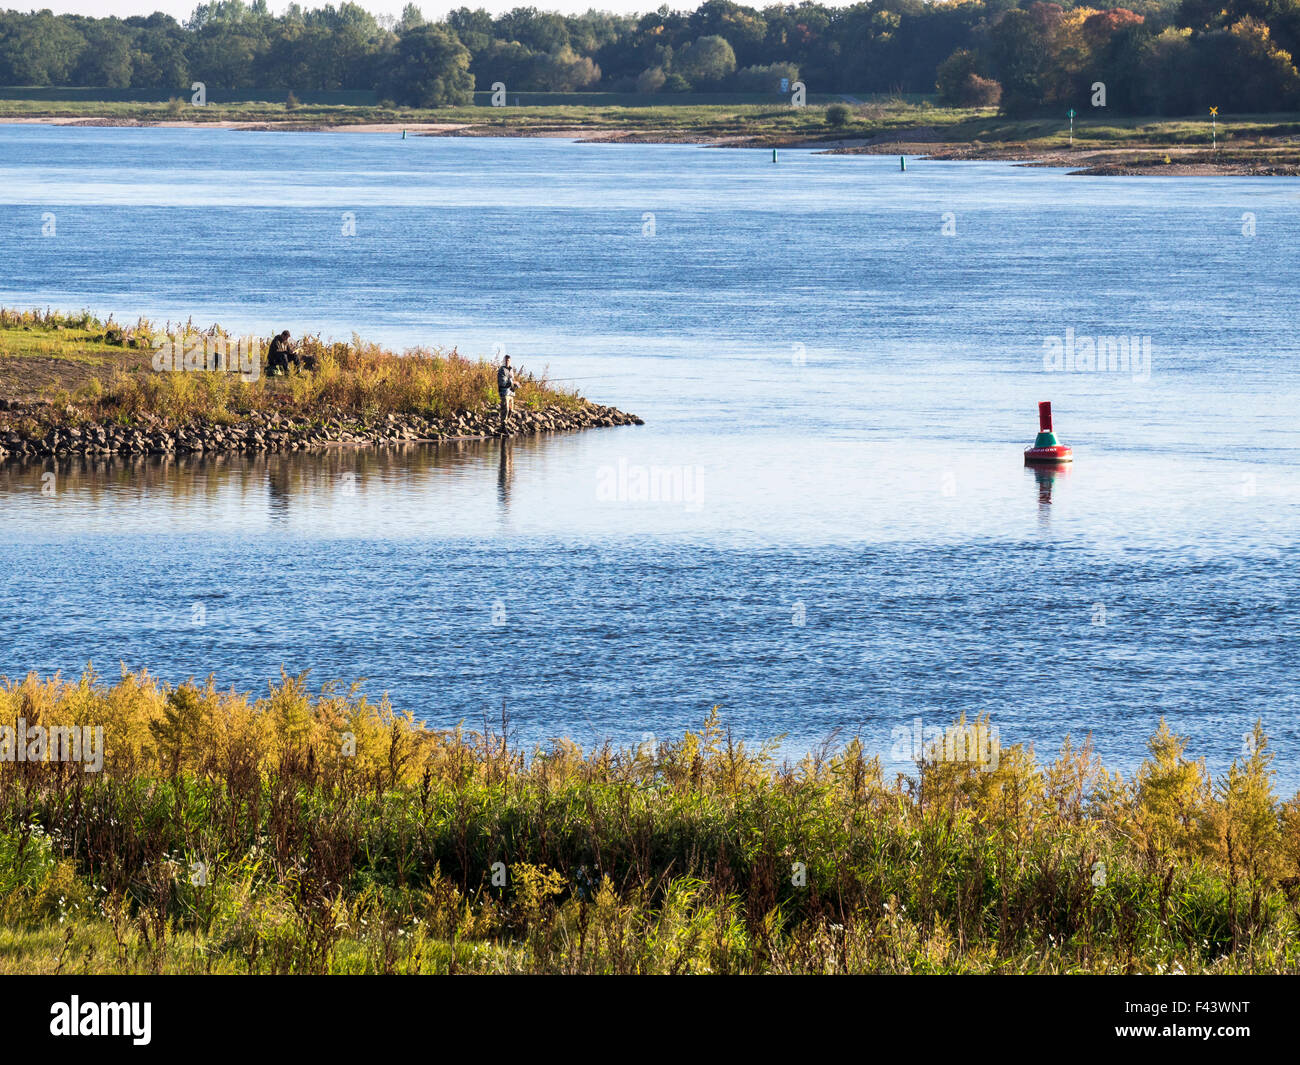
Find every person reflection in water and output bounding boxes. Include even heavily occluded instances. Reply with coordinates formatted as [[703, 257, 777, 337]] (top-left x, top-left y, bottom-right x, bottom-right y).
[[268, 455, 291, 520], [498, 438, 514, 510]]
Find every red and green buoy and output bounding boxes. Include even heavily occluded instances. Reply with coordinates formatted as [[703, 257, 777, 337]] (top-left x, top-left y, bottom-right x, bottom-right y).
[[1024, 401, 1073, 465]]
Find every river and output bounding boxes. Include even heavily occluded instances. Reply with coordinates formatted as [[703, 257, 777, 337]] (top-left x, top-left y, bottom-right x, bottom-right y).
[[1, 125, 1297, 787]]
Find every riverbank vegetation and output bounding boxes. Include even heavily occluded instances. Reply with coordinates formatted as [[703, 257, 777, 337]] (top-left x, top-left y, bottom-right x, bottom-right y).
[[0, 307, 576, 427], [0, 94, 965, 137], [2, 667, 1299, 974], [1, 1, 1299, 114]]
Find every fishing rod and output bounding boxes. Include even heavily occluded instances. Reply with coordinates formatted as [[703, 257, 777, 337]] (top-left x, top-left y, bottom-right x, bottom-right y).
[[540, 375, 630, 383]]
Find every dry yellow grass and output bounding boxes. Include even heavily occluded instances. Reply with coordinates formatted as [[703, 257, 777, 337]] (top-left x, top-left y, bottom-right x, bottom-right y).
[[0, 308, 579, 423]]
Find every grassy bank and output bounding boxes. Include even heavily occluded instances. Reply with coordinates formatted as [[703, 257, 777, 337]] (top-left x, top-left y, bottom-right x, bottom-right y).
[[0, 94, 972, 141], [0, 308, 573, 420], [6, 95, 1300, 152], [2, 667, 1298, 974]]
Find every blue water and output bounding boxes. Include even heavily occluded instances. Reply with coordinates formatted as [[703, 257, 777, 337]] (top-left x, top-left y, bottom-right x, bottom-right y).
[[1, 125, 1298, 788]]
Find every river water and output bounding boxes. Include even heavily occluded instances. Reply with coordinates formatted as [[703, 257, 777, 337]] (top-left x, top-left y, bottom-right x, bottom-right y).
[[1, 125, 1297, 788]]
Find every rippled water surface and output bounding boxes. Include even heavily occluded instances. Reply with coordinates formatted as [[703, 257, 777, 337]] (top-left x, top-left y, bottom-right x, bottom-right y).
[[1, 126, 1297, 786]]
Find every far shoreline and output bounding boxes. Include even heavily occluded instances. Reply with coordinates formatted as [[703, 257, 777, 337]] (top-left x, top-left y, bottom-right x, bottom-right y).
[[3, 106, 1298, 177]]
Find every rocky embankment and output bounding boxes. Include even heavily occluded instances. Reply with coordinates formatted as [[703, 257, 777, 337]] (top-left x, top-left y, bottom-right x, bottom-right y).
[[0, 401, 642, 461]]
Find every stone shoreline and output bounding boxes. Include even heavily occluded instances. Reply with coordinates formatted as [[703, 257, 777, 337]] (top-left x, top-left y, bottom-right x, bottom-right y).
[[0, 400, 642, 462]]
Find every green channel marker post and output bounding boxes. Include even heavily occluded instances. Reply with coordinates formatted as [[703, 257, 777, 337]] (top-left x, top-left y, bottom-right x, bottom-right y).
[[900, 155, 906, 171], [773, 147, 778, 163]]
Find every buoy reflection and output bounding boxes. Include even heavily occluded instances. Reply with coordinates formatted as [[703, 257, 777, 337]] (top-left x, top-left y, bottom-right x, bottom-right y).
[[1029, 461, 1072, 525]]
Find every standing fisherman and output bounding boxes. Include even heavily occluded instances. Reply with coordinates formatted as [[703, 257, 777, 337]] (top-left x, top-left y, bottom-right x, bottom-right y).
[[497, 354, 517, 435]]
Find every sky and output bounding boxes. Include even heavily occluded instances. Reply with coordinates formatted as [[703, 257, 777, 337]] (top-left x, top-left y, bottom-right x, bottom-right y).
[[18, 1, 656, 19]]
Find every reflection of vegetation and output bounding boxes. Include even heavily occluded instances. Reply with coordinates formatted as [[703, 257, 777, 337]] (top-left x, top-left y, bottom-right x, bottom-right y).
[[3, 668, 1299, 974], [0, 434, 536, 511]]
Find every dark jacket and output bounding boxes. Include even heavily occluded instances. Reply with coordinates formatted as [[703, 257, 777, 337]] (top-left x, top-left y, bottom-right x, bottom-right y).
[[268, 337, 293, 365]]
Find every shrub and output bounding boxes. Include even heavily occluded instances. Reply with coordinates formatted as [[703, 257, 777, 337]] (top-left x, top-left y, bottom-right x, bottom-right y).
[[826, 102, 851, 127], [964, 74, 1002, 108]]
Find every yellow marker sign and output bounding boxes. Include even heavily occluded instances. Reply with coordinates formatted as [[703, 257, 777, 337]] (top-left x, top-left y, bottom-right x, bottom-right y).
[[1210, 107, 1218, 116]]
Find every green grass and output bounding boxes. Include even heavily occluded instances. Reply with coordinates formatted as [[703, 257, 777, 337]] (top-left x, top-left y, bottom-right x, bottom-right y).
[[0, 332, 115, 363], [0, 310, 125, 363], [0, 95, 983, 143]]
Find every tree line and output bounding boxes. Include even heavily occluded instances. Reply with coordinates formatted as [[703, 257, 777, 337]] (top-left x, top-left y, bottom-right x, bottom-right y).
[[0, 0, 1297, 114]]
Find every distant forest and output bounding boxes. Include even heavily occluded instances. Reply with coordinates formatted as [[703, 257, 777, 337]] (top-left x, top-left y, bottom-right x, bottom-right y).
[[1, 0, 1297, 114]]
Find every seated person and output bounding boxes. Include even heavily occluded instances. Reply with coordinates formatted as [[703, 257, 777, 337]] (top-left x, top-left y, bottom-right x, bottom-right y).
[[267, 330, 295, 376]]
